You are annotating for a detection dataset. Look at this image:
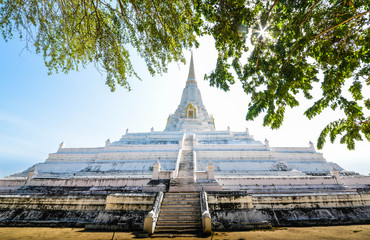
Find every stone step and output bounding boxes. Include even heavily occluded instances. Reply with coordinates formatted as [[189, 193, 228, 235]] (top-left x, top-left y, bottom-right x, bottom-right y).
[[159, 209, 200, 214], [170, 180, 195, 184], [161, 204, 200, 209], [176, 176, 194, 179], [156, 225, 200, 230], [155, 228, 200, 234], [169, 188, 197, 192], [163, 194, 199, 198], [151, 232, 199, 238], [178, 169, 193, 172], [159, 213, 199, 217], [163, 197, 198, 201], [169, 181, 196, 184], [161, 202, 199, 207], [162, 199, 200, 204], [160, 208, 199, 212], [162, 197, 199, 201], [177, 174, 194, 178], [154, 229, 200, 234], [160, 208, 199, 213], [170, 184, 196, 188], [156, 220, 201, 226], [158, 215, 201, 220], [161, 203, 200, 209], [156, 224, 200, 229], [163, 195, 199, 199], [157, 218, 200, 222], [170, 180, 195, 187], [160, 210, 199, 214], [160, 207, 200, 215], [159, 208, 199, 212], [161, 209, 199, 213], [180, 160, 193, 163], [162, 198, 199, 202], [163, 196, 199, 199], [158, 217, 200, 222], [165, 192, 199, 195], [160, 213, 199, 217]]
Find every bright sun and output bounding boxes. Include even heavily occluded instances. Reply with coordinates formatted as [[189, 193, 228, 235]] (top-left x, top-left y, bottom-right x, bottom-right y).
[[255, 22, 270, 40]]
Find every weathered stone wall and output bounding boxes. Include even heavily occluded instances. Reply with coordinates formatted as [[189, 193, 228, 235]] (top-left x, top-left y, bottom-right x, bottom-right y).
[[217, 176, 338, 187], [0, 191, 156, 230], [208, 192, 370, 230], [0, 195, 106, 211], [106, 193, 155, 211], [0, 179, 27, 187], [27, 178, 150, 187], [341, 176, 370, 186]]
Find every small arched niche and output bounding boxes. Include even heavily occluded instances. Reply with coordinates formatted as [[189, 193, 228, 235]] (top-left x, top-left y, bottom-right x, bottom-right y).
[[185, 103, 197, 118]]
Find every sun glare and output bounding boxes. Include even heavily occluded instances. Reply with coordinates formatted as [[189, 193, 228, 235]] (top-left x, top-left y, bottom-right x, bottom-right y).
[[255, 21, 270, 40]]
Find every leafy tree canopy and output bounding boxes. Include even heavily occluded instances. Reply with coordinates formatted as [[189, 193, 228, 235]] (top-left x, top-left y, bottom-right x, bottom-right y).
[[1, 0, 369, 149], [0, 0, 201, 90], [201, 0, 369, 150]]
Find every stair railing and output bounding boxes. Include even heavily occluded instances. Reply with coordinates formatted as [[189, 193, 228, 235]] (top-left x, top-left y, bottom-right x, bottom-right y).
[[193, 150, 197, 181], [192, 133, 197, 181], [143, 191, 163, 235], [200, 191, 212, 235], [173, 133, 187, 179], [173, 149, 183, 179]]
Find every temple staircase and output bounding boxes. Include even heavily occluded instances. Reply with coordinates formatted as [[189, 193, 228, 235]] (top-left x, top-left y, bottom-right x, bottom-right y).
[[169, 134, 196, 192], [153, 192, 201, 237], [151, 134, 202, 237]]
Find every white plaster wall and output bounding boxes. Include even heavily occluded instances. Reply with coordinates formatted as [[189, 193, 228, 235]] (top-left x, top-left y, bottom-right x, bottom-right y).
[[47, 151, 178, 161]]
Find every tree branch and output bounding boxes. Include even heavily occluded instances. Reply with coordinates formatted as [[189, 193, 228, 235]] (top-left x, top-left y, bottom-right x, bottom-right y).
[[255, 39, 263, 72], [265, 0, 279, 22], [314, 10, 370, 39], [299, 0, 320, 34], [129, 0, 141, 18]]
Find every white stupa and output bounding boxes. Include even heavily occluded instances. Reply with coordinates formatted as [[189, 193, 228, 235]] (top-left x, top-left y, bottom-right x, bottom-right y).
[[5, 53, 359, 192]]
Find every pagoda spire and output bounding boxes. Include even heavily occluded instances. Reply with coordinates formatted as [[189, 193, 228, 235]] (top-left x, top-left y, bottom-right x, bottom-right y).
[[164, 53, 215, 132], [187, 51, 196, 82]]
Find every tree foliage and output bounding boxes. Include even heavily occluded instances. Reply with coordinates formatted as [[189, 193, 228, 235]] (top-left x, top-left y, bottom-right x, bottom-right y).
[[1, 0, 369, 149], [0, 0, 201, 90], [200, 0, 369, 150]]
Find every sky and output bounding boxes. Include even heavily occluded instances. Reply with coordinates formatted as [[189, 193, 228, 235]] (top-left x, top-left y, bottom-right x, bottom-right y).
[[0, 36, 369, 178]]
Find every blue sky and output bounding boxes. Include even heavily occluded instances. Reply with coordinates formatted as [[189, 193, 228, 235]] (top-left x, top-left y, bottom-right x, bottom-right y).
[[0, 36, 369, 178]]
